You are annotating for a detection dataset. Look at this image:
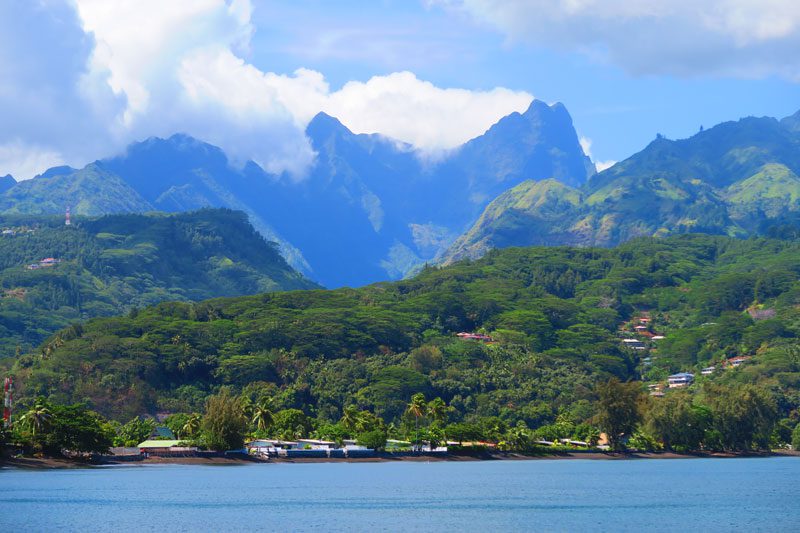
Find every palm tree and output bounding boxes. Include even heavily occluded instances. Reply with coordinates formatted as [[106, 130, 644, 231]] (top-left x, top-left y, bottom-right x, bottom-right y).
[[239, 396, 254, 419], [340, 405, 360, 436], [406, 393, 426, 451], [19, 398, 53, 447], [181, 413, 201, 438], [427, 397, 447, 426], [251, 398, 274, 434]]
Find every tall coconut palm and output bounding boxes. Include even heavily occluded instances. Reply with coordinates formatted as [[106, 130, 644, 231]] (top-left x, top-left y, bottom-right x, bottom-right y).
[[427, 397, 447, 426], [252, 398, 274, 434], [19, 398, 53, 446], [239, 396, 254, 419], [406, 393, 426, 450], [340, 405, 360, 436], [182, 413, 201, 438]]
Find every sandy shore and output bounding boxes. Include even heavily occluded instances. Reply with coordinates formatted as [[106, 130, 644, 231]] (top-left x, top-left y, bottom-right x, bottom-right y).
[[3, 449, 797, 469]]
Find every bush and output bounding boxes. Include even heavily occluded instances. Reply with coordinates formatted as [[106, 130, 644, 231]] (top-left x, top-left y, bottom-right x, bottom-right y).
[[272, 409, 313, 440], [357, 429, 388, 451]]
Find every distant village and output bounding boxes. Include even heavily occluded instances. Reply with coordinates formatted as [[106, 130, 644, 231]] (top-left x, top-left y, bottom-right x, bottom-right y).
[[2, 208, 72, 271], [620, 312, 754, 398], [115, 424, 613, 461]]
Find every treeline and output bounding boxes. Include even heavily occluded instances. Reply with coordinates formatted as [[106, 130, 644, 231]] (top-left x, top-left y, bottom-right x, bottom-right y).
[[7, 380, 799, 457], [0, 209, 315, 354]]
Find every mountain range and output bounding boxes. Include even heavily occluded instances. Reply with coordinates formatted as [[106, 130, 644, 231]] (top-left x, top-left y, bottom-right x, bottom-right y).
[[0, 100, 593, 288], [1, 103, 799, 287], [442, 110, 800, 263]]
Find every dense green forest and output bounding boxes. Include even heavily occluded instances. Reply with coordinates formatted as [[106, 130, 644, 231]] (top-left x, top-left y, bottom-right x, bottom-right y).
[[0, 209, 317, 355], [5, 233, 799, 453]]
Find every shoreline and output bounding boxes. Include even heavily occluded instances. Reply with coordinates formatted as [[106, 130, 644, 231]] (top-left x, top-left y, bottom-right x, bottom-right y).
[[3, 449, 798, 469]]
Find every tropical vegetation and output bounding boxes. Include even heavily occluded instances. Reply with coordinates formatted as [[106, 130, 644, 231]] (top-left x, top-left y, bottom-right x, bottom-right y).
[[2, 233, 799, 455], [0, 208, 316, 354]]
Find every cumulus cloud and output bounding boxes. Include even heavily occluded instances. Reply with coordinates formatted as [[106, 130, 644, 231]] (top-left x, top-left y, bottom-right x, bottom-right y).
[[0, 0, 532, 180], [579, 136, 614, 173], [325, 72, 532, 151], [0, 0, 111, 178], [434, 0, 800, 79], [0, 141, 66, 180]]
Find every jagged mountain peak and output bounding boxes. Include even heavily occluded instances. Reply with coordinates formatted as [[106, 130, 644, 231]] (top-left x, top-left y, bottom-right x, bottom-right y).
[[306, 111, 353, 140], [453, 98, 593, 189], [0, 174, 16, 194], [113, 133, 228, 164]]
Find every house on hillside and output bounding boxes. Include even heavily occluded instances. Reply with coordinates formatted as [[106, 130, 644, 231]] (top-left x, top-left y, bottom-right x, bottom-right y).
[[39, 257, 61, 267], [456, 332, 494, 342], [622, 339, 646, 350], [724, 356, 752, 368], [668, 372, 694, 388], [28, 257, 62, 270], [747, 308, 776, 321]]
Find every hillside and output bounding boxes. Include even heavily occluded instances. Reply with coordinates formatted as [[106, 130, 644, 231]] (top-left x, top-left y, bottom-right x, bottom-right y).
[[9, 234, 799, 434], [443, 112, 800, 262], [0, 100, 593, 287], [0, 164, 153, 215], [0, 174, 15, 194], [0, 209, 317, 355]]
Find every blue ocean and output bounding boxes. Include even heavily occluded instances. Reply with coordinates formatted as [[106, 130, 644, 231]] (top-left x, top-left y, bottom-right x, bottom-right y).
[[2, 457, 799, 532]]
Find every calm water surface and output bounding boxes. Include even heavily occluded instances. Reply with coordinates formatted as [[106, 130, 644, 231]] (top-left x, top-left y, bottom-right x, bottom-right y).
[[2, 457, 799, 532]]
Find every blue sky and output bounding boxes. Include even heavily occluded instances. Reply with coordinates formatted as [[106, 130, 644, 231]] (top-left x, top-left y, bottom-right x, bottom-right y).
[[1, 0, 798, 178], [247, 0, 800, 165]]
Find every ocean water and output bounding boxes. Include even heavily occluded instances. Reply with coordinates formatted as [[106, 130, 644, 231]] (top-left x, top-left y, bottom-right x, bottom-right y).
[[2, 457, 799, 532]]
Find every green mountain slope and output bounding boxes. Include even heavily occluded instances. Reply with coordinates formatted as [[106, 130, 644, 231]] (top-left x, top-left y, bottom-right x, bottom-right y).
[[726, 163, 800, 219], [443, 113, 800, 262], [0, 208, 317, 354], [445, 179, 583, 263], [0, 164, 154, 215], [9, 234, 800, 429]]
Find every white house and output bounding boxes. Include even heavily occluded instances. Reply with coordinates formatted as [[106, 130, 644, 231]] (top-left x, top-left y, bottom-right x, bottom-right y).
[[668, 372, 694, 388]]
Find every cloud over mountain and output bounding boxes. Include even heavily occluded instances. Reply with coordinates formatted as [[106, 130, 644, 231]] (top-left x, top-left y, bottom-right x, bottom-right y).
[[0, 0, 531, 179]]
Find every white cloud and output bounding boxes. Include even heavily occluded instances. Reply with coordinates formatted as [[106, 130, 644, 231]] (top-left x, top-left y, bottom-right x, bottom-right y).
[[579, 136, 614, 173], [0, 0, 533, 179], [0, 141, 65, 181], [75, 0, 254, 127], [595, 160, 617, 172], [434, 0, 800, 79], [324, 72, 532, 151], [578, 136, 593, 158]]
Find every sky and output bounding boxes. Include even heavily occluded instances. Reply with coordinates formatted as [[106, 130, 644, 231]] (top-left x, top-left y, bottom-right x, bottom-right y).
[[1, 0, 799, 179]]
